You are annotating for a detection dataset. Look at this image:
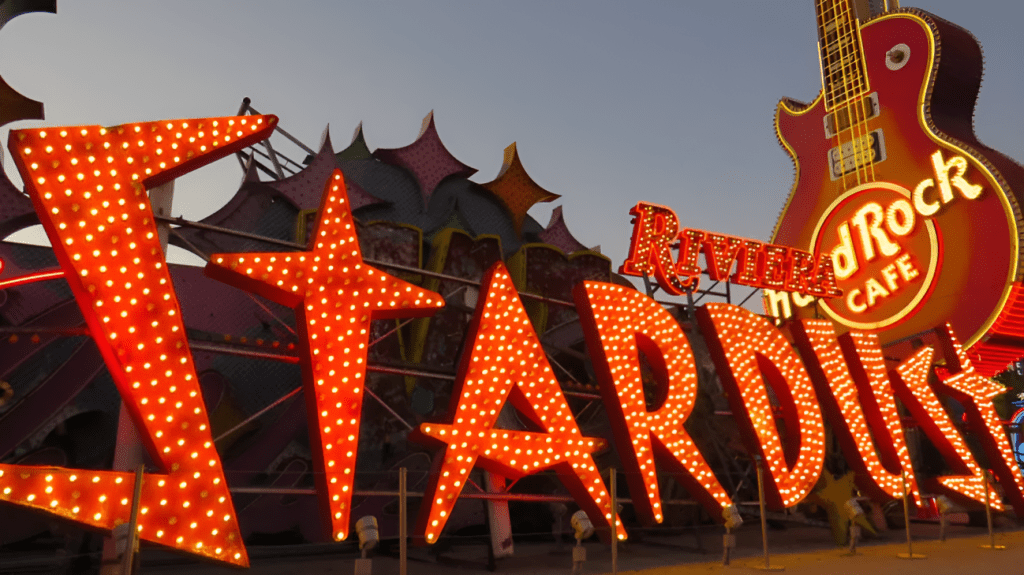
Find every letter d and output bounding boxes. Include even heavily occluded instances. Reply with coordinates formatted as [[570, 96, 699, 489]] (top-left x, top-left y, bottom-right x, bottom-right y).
[[831, 222, 858, 280]]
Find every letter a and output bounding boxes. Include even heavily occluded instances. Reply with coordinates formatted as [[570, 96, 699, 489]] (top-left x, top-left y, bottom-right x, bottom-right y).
[[411, 263, 626, 543], [575, 281, 732, 524]]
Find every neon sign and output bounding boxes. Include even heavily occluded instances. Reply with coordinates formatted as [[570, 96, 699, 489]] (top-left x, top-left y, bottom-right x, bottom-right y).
[[413, 265, 625, 543], [2, 115, 280, 566], [1, 117, 1022, 566], [619, 201, 841, 298], [808, 182, 940, 330], [205, 169, 446, 542]]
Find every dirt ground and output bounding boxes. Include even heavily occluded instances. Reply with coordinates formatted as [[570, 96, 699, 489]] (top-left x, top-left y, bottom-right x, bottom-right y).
[[132, 521, 1024, 575], [5, 521, 1023, 574]]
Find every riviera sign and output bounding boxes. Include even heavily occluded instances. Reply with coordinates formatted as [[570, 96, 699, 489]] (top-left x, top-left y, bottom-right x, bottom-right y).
[[0, 116, 1021, 566], [619, 202, 843, 299]]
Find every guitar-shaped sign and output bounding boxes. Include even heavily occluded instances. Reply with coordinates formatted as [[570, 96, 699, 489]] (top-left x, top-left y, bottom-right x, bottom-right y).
[[769, 0, 1024, 375]]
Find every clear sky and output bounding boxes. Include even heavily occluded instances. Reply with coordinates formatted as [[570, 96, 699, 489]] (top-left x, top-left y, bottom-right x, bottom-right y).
[[1, 1, 1021, 275]]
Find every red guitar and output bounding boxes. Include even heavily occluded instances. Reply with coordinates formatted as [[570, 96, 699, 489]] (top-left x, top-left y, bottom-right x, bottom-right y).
[[769, 0, 1024, 374]]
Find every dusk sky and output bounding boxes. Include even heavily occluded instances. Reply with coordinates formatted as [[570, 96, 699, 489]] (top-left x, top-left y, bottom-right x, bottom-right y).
[[1, 0, 1021, 288]]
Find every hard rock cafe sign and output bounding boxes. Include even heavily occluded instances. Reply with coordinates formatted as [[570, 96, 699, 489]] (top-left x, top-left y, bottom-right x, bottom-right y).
[[767, 2, 1024, 375]]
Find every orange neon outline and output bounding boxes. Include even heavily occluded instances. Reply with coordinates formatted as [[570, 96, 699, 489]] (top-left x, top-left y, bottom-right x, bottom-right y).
[[411, 262, 627, 544], [0, 115, 280, 565], [791, 320, 922, 506], [809, 182, 940, 330], [574, 281, 733, 524], [695, 303, 825, 509], [889, 344, 995, 510], [0, 268, 66, 290], [932, 323, 1024, 515], [205, 169, 445, 542]]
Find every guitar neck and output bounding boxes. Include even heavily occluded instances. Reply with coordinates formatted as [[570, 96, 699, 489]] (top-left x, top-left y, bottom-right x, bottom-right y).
[[816, 0, 870, 110]]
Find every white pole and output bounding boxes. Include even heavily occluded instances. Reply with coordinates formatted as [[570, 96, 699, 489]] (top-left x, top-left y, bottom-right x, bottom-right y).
[[610, 469, 617, 575], [400, 467, 407, 575], [119, 465, 144, 575]]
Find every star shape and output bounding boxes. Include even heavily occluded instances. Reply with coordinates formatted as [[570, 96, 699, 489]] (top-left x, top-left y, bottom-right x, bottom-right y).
[[372, 111, 476, 208], [480, 142, 559, 235], [205, 168, 444, 540], [806, 472, 875, 546]]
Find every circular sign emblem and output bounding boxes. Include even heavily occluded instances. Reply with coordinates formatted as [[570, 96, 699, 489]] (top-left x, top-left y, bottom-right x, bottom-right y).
[[809, 182, 940, 330]]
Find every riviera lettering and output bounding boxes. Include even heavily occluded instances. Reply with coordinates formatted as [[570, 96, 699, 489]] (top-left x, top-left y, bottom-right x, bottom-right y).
[[619, 202, 842, 298]]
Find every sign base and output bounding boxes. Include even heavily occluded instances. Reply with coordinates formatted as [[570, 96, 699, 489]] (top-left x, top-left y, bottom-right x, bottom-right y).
[[354, 558, 373, 575]]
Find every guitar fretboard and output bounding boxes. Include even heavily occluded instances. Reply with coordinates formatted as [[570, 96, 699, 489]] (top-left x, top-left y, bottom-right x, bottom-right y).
[[816, 0, 869, 110]]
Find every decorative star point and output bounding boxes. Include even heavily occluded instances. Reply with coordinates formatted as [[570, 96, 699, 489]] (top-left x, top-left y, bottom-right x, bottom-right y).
[[205, 168, 443, 540], [372, 112, 475, 208], [480, 142, 559, 235]]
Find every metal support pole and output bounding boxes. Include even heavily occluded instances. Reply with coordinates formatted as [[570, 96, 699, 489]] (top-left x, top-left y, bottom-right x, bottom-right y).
[[722, 526, 732, 566], [986, 475, 994, 547], [400, 467, 408, 575], [609, 469, 617, 575], [754, 456, 783, 570], [897, 471, 924, 559], [120, 465, 144, 575], [980, 471, 1006, 549]]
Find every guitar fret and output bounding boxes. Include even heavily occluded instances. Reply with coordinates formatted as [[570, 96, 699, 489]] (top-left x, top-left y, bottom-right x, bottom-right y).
[[826, 37, 855, 55], [816, 0, 868, 110]]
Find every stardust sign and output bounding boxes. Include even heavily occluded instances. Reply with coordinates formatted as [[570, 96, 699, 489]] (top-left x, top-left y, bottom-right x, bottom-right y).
[[1, 115, 1023, 567]]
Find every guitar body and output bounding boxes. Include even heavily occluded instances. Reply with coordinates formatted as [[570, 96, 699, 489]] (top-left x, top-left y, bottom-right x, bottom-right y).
[[771, 9, 1024, 372]]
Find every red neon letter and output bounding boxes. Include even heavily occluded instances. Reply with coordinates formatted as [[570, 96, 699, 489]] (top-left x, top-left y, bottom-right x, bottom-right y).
[[933, 324, 1024, 515], [889, 345, 995, 509], [695, 303, 825, 508], [759, 245, 791, 289], [731, 240, 764, 287], [619, 202, 692, 294], [809, 254, 843, 298], [575, 281, 732, 524], [792, 321, 922, 505], [412, 263, 626, 543], [784, 249, 816, 294], [205, 170, 444, 540], [1, 116, 278, 565], [701, 233, 743, 282]]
